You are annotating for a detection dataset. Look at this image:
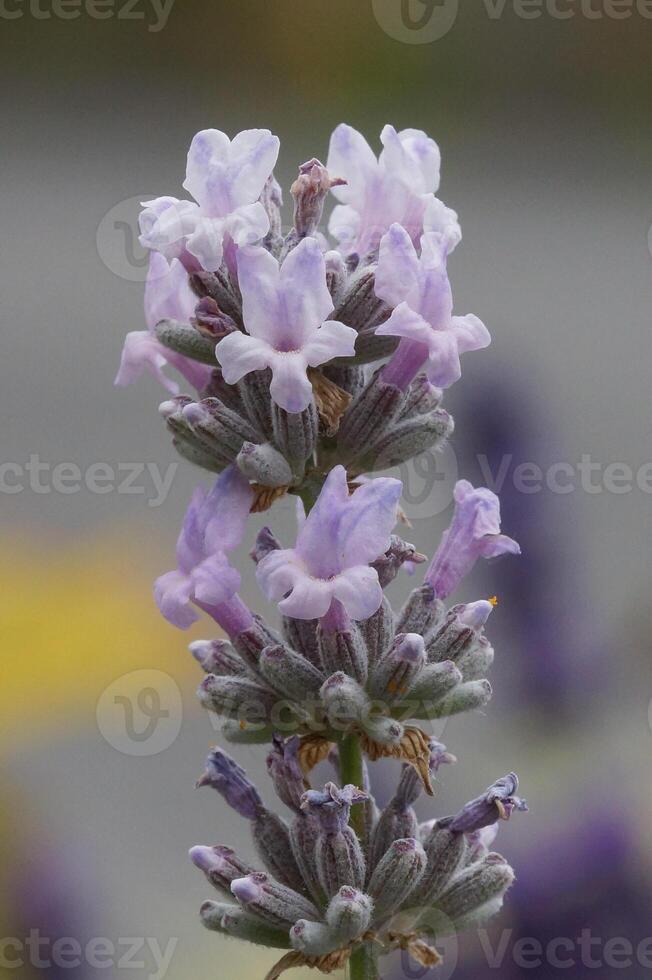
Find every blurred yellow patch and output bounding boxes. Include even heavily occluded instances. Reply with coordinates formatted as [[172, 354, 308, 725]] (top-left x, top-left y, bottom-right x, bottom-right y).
[[0, 528, 198, 744]]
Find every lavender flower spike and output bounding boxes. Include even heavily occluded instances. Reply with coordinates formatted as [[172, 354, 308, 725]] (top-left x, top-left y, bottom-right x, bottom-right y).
[[425, 480, 521, 599], [215, 239, 357, 413], [326, 124, 442, 256], [154, 465, 253, 629], [376, 224, 490, 391], [256, 465, 402, 620], [139, 128, 280, 272], [115, 253, 212, 394]]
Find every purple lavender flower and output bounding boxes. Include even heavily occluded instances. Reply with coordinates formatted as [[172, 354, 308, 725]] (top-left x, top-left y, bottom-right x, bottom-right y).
[[215, 239, 356, 413], [139, 128, 280, 272], [115, 253, 212, 394], [425, 480, 521, 599], [446, 773, 528, 834], [256, 465, 402, 620], [154, 465, 253, 629], [375, 224, 490, 391], [197, 748, 263, 819], [326, 124, 443, 256]]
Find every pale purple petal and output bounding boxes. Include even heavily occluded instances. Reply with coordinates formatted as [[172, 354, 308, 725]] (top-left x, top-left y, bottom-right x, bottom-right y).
[[375, 302, 434, 347], [423, 197, 462, 254], [279, 237, 334, 338], [237, 245, 282, 339], [256, 548, 304, 603], [424, 330, 462, 389], [331, 566, 383, 621], [184, 129, 233, 213], [375, 223, 422, 309], [380, 126, 441, 195], [192, 553, 242, 608], [144, 254, 196, 330], [326, 124, 378, 203], [224, 202, 270, 248], [451, 314, 491, 354], [228, 130, 280, 208], [215, 331, 271, 384], [425, 480, 520, 598], [336, 477, 403, 568], [175, 486, 209, 573], [277, 574, 334, 620], [185, 215, 227, 272], [139, 196, 199, 261], [302, 320, 357, 367], [114, 331, 180, 395], [203, 466, 255, 553], [154, 569, 198, 629], [267, 351, 313, 414], [294, 466, 351, 577], [328, 205, 360, 253]]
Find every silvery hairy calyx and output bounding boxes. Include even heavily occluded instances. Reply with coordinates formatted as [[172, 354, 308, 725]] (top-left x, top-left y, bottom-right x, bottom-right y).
[[116, 124, 528, 979]]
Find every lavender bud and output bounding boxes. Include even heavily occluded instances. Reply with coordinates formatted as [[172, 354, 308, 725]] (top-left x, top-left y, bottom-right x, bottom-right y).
[[231, 872, 321, 928], [290, 920, 339, 957], [367, 838, 427, 918], [325, 887, 373, 944], [231, 616, 284, 671], [289, 812, 324, 906], [261, 172, 284, 240], [465, 824, 499, 863], [271, 402, 318, 479], [410, 826, 468, 906], [154, 318, 217, 365], [200, 901, 291, 949], [317, 619, 368, 686], [182, 399, 261, 457], [191, 296, 238, 339], [360, 409, 454, 472], [324, 250, 348, 301], [250, 526, 282, 565], [290, 159, 345, 239], [197, 674, 278, 722], [238, 369, 274, 440], [322, 362, 366, 398], [402, 661, 463, 718], [252, 810, 306, 894], [189, 845, 255, 897], [170, 434, 226, 473], [427, 602, 492, 663], [259, 644, 325, 701], [397, 585, 446, 636], [302, 784, 368, 897], [200, 366, 246, 414], [189, 267, 244, 329], [321, 673, 370, 732], [370, 538, 426, 590], [196, 748, 263, 820], [332, 267, 390, 334], [398, 375, 443, 420], [446, 773, 527, 834], [358, 596, 395, 670], [368, 633, 426, 703], [425, 679, 493, 719], [337, 371, 405, 460], [360, 713, 404, 747], [456, 636, 495, 681], [189, 639, 246, 677], [266, 736, 307, 813], [236, 441, 293, 488], [435, 853, 515, 924], [282, 616, 322, 670]]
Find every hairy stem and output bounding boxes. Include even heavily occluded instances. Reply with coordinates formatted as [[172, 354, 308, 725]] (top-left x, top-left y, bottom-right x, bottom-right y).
[[339, 735, 379, 979]]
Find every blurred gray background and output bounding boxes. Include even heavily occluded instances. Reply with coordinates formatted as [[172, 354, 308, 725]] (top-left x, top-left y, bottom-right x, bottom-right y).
[[2, 2, 652, 978]]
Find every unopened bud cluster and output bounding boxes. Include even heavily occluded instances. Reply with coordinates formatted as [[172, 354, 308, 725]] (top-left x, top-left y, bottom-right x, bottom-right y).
[[116, 123, 527, 978]]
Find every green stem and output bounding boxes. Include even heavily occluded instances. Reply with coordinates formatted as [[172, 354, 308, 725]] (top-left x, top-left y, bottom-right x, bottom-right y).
[[349, 942, 379, 980], [339, 735, 379, 980]]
